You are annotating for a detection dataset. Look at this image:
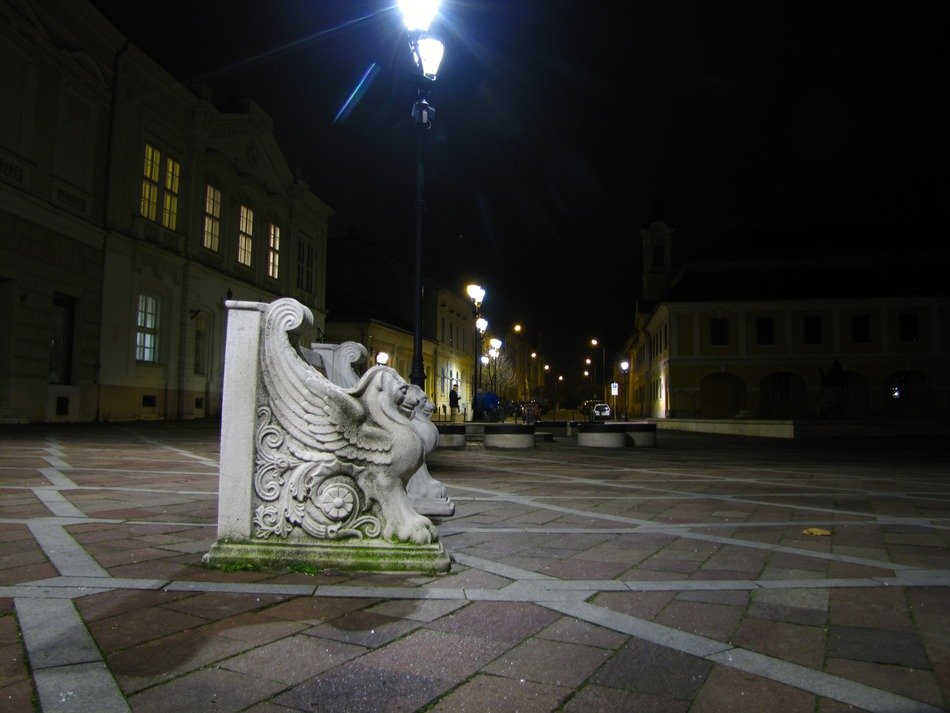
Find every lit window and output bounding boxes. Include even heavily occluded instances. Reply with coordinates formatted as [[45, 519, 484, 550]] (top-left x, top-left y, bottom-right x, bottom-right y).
[[135, 294, 159, 363], [140, 144, 160, 221], [297, 240, 314, 292], [203, 184, 221, 251], [162, 157, 180, 230], [238, 204, 254, 266], [267, 223, 280, 279], [140, 143, 181, 229]]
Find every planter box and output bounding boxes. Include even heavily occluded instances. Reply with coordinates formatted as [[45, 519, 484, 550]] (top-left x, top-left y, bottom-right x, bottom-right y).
[[436, 423, 466, 449], [623, 422, 657, 447], [577, 422, 627, 448], [483, 423, 535, 449]]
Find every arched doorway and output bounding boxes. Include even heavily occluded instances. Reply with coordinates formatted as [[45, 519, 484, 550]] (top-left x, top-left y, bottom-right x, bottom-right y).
[[700, 373, 747, 418], [841, 371, 870, 418], [758, 372, 807, 418]]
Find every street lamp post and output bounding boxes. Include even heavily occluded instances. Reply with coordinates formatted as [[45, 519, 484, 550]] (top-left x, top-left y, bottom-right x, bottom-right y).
[[488, 338, 502, 394], [466, 284, 485, 420], [620, 360, 630, 419], [399, 1, 444, 389], [591, 338, 606, 401]]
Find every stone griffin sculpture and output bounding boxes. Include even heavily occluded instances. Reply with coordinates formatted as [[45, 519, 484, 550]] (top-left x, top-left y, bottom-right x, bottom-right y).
[[252, 298, 437, 546]]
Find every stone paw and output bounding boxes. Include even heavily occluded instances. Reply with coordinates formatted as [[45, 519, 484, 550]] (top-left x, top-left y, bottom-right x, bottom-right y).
[[383, 512, 436, 545]]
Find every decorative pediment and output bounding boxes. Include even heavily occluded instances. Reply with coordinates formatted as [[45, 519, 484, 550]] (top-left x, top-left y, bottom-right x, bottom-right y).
[[207, 104, 294, 196]]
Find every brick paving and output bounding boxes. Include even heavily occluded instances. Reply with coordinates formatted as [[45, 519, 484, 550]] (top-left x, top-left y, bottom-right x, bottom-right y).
[[1, 421, 948, 712]]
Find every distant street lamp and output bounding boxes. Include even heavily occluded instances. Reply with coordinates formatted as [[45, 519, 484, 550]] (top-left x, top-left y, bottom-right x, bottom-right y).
[[399, 0, 445, 388], [620, 359, 630, 419], [466, 283, 485, 419], [488, 338, 502, 393]]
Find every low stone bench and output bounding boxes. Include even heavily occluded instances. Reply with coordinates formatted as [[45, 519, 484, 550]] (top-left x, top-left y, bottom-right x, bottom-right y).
[[576, 422, 627, 448], [623, 422, 657, 447], [436, 423, 466, 449], [483, 423, 535, 449]]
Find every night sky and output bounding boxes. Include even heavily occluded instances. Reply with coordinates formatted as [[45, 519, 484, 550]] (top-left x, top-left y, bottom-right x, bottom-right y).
[[89, 0, 948, 383]]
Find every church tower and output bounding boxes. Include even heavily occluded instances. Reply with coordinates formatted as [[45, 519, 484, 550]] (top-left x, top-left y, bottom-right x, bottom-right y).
[[641, 221, 673, 302]]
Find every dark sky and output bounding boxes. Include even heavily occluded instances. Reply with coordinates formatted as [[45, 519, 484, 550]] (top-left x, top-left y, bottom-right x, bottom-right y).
[[89, 0, 947, 382]]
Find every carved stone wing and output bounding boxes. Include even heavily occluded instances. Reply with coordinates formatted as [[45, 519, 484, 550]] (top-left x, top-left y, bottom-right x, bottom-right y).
[[259, 299, 392, 466]]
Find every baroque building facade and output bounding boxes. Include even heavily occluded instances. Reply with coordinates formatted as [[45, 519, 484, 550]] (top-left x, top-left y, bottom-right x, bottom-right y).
[[0, 0, 331, 422], [619, 221, 950, 421]]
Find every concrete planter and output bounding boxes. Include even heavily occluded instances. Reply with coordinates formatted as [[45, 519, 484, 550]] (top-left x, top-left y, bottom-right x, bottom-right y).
[[623, 422, 657, 447], [436, 423, 467, 449], [577, 422, 627, 448], [483, 423, 535, 449]]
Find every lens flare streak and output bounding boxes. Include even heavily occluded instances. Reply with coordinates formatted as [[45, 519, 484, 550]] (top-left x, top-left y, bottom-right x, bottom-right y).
[[334, 62, 378, 123]]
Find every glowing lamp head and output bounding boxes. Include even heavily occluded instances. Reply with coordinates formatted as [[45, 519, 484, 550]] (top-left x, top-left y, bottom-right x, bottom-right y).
[[399, 0, 440, 32], [414, 37, 444, 80], [466, 284, 485, 306]]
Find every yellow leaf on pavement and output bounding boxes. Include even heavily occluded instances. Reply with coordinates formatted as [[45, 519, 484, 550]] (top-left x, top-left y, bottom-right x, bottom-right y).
[[802, 527, 831, 536]]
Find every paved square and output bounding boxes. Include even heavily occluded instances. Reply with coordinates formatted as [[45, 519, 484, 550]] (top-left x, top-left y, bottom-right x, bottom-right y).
[[1, 422, 948, 712]]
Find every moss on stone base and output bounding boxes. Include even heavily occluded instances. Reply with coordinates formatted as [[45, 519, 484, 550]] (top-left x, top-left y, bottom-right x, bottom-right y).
[[203, 538, 451, 574]]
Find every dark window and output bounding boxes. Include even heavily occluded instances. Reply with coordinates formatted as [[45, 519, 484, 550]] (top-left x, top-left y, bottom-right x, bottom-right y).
[[297, 241, 315, 292], [899, 313, 919, 343], [710, 318, 728, 346], [652, 245, 665, 268], [851, 314, 870, 343], [755, 317, 775, 345], [803, 315, 823, 344], [195, 397, 204, 409], [55, 396, 70, 416], [142, 394, 157, 408]]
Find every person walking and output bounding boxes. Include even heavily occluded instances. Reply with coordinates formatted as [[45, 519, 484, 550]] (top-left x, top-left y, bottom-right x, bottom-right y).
[[449, 384, 460, 422]]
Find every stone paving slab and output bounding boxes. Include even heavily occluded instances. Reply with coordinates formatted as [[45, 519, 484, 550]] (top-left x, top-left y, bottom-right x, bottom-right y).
[[0, 421, 948, 712]]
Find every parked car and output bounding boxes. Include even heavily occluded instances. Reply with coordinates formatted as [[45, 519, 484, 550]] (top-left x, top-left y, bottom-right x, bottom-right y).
[[590, 402, 612, 421]]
